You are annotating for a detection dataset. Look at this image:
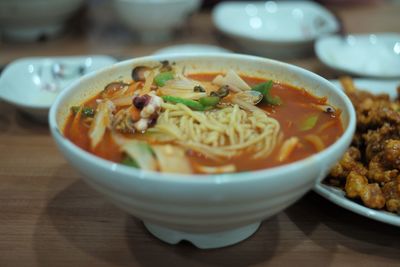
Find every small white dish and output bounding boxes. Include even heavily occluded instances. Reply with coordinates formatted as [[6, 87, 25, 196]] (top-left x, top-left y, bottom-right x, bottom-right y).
[[315, 78, 400, 227], [0, 55, 116, 121], [212, 1, 339, 58], [153, 44, 232, 55], [315, 33, 400, 78]]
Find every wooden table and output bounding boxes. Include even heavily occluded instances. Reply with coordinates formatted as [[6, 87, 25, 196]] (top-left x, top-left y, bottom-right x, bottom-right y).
[[0, 1, 399, 266]]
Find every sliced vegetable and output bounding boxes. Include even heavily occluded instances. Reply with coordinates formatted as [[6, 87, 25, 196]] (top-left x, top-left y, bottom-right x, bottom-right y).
[[212, 70, 251, 91], [251, 81, 282, 106], [152, 145, 192, 174], [89, 100, 115, 149], [299, 114, 319, 131], [278, 137, 299, 162], [113, 135, 157, 171], [121, 156, 139, 168], [154, 72, 174, 87], [112, 96, 134, 107], [163, 76, 203, 91], [141, 70, 156, 95], [199, 96, 220, 107], [161, 95, 205, 111]]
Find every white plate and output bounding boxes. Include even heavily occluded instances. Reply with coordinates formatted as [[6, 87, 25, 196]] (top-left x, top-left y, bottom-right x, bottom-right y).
[[314, 78, 400, 227], [0, 55, 116, 121], [153, 44, 232, 55], [315, 33, 400, 78], [212, 1, 339, 58]]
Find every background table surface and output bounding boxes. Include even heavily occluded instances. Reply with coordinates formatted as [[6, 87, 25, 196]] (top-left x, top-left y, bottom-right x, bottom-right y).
[[0, 1, 399, 266]]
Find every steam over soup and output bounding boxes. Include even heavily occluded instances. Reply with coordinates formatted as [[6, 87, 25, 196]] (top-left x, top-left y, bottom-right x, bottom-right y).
[[64, 61, 343, 174]]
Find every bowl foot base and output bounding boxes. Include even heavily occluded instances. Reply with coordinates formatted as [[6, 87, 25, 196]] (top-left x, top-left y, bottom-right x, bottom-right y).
[[143, 221, 261, 249]]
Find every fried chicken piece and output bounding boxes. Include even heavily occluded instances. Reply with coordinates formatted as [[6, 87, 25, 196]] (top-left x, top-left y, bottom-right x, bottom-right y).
[[345, 171, 368, 198], [382, 176, 400, 213], [359, 183, 386, 209], [345, 171, 386, 209], [363, 123, 400, 161], [368, 154, 398, 183], [356, 101, 400, 131], [330, 147, 367, 180], [383, 139, 400, 170]]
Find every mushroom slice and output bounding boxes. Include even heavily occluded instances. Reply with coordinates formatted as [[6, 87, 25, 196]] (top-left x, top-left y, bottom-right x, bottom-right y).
[[132, 66, 151, 82], [102, 82, 129, 99]]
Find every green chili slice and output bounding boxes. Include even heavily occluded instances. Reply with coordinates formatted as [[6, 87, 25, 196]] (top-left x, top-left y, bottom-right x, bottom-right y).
[[299, 114, 319, 131], [251, 81, 282, 106], [161, 95, 205, 111], [154, 72, 174, 87], [199, 96, 220, 107]]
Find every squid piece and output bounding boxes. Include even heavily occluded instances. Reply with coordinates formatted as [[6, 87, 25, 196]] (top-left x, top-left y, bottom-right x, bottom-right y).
[[88, 100, 115, 149]]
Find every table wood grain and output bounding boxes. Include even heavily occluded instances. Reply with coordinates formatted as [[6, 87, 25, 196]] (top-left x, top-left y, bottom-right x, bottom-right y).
[[1, 1, 400, 266]]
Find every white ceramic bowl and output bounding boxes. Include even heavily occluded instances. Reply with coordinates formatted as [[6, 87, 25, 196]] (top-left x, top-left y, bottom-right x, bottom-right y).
[[212, 1, 339, 58], [112, 0, 202, 43], [49, 54, 355, 249], [0, 0, 85, 41]]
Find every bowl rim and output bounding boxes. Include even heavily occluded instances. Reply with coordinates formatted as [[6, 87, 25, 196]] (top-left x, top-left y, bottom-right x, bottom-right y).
[[49, 53, 356, 185]]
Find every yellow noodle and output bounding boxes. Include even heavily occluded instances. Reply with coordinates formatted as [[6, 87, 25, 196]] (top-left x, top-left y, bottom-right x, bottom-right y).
[[152, 103, 280, 159]]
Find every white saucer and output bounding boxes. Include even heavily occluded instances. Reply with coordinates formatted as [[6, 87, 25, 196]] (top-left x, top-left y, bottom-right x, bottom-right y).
[[315, 33, 400, 78], [0, 55, 116, 121]]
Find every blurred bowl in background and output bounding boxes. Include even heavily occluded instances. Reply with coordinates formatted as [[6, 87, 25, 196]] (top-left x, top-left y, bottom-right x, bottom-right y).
[[0, 0, 85, 42], [315, 33, 400, 78], [212, 1, 339, 59], [112, 0, 202, 43], [153, 43, 232, 55]]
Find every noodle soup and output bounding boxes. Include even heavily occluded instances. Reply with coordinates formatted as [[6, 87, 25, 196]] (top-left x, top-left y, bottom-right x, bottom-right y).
[[63, 61, 343, 174]]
